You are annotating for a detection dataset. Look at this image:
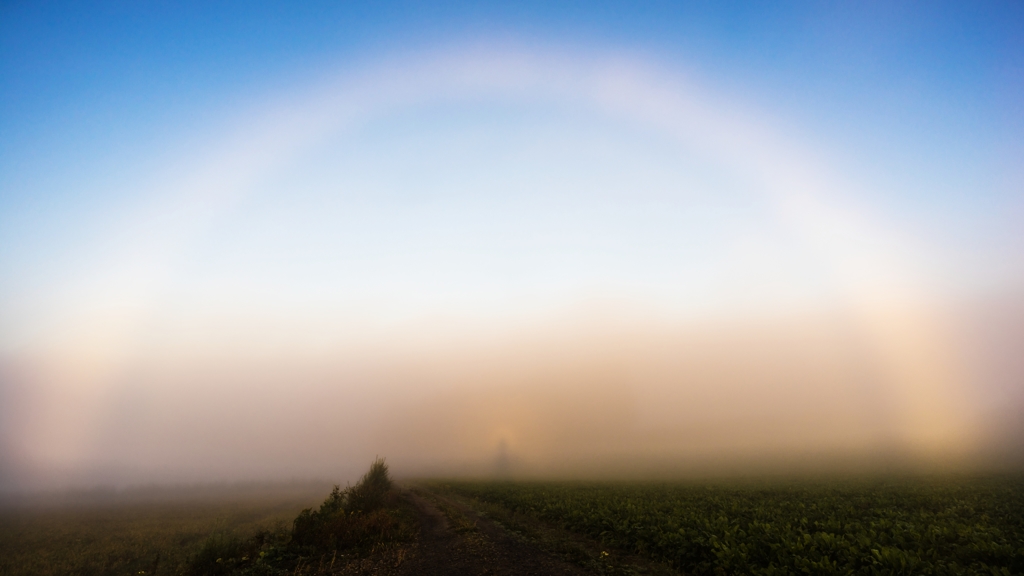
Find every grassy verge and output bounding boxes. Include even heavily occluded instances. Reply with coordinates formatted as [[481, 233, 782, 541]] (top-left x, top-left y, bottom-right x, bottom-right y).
[[0, 460, 414, 576], [186, 458, 415, 576]]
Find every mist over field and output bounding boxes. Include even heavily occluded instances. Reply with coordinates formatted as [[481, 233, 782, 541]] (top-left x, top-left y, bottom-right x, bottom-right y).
[[2, 2, 1023, 492], [4, 294, 1023, 489]]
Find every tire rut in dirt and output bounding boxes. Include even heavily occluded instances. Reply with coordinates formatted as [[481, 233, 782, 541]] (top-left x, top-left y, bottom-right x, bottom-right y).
[[399, 490, 591, 576]]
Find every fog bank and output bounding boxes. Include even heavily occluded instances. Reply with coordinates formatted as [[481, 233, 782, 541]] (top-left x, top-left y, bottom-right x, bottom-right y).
[[3, 294, 1022, 491]]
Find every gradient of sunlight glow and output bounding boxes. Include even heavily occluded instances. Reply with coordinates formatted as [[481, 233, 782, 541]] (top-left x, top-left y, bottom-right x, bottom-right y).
[[1, 45, 1018, 487]]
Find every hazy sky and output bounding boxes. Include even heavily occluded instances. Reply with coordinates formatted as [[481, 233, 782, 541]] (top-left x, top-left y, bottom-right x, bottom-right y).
[[2, 2, 1023, 489]]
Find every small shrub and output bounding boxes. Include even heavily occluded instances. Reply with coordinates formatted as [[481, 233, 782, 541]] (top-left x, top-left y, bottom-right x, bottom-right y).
[[346, 458, 393, 514], [290, 458, 399, 551]]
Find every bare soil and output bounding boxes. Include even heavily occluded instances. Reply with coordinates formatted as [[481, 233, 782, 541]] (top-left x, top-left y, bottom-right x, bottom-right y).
[[394, 487, 593, 576]]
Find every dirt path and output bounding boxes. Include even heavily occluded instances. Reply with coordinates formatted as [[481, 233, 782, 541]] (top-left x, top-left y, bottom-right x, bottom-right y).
[[397, 488, 593, 576]]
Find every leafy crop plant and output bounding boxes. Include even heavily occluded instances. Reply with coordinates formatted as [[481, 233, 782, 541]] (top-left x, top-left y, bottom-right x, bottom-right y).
[[435, 478, 1024, 575]]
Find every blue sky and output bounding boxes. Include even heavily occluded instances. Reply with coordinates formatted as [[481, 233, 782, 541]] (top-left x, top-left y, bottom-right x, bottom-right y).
[[2, 2, 1023, 486], [3, 2, 1022, 163], [3, 1, 1022, 284]]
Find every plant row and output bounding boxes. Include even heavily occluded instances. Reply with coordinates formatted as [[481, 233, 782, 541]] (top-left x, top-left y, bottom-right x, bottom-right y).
[[438, 478, 1024, 575]]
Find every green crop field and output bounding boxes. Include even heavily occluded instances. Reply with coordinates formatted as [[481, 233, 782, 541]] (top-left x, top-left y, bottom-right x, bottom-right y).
[[434, 477, 1024, 575], [5, 474, 1023, 575]]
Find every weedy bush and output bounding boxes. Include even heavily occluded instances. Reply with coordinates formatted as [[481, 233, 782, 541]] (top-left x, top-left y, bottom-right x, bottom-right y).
[[189, 531, 286, 576], [290, 458, 402, 551], [187, 458, 411, 576], [346, 457, 393, 513]]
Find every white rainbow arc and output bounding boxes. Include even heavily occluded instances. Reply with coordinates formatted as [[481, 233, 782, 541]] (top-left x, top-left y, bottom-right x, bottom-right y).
[[35, 46, 973, 467]]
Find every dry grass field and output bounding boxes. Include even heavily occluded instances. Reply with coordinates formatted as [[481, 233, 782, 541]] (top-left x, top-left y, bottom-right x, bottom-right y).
[[0, 482, 333, 576]]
